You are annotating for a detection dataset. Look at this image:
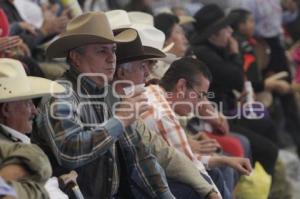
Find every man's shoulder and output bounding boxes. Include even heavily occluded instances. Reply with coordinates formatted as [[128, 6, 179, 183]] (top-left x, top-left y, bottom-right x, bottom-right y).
[[192, 43, 216, 57], [0, 131, 10, 142], [0, 126, 16, 142]]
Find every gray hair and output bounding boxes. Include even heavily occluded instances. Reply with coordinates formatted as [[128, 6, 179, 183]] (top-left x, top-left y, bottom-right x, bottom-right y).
[[66, 46, 87, 65], [117, 62, 134, 72]]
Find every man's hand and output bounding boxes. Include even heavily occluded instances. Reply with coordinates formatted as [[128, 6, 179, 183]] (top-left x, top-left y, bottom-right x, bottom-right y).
[[189, 135, 221, 155], [0, 164, 28, 181], [264, 71, 291, 94], [18, 22, 37, 36], [115, 89, 149, 127], [208, 156, 252, 175], [0, 37, 31, 57], [41, 6, 69, 35], [223, 157, 252, 175], [0, 36, 22, 52], [17, 40, 31, 57], [207, 192, 221, 199], [228, 37, 239, 54], [265, 79, 291, 94], [213, 114, 230, 135], [197, 100, 230, 135]]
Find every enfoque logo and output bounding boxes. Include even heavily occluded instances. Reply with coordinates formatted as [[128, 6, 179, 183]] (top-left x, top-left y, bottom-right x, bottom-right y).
[[48, 73, 266, 127]]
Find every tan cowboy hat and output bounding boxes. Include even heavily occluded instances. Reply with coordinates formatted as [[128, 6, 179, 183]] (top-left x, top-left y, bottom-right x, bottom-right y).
[[0, 58, 65, 103], [47, 11, 137, 58]]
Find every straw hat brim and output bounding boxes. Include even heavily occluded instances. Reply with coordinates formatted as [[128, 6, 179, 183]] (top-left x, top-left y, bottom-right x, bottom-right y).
[[47, 29, 137, 59], [117, 46, 166, 65], [157, 53, 179, 64], [0, 76, 65, 103], [162, 42, 174, 53], [179, 16, 195, 25]]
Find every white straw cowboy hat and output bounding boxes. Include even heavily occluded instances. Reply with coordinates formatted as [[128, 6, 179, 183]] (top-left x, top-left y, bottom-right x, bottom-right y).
[[128, 11, 174, 53], [106, 10, 177, 62], [0, 58, 65, 103], [47, 11, 137, 59], [128, 11, 153, 26], [106, 10, 166, 63], [106, 9, 132, 30]]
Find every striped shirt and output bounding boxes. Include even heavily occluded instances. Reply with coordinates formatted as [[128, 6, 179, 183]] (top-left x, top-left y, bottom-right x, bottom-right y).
[[141, 85, 221, 196], [142, 85, 207, 171]]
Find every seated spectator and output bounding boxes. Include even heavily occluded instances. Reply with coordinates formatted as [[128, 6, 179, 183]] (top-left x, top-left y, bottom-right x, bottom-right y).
[[154, 13, 189, 58], [31, 11, 177, 199], [190, 4, 279, 176], [231, 9, 291, 97], [141, 58, 252, 197], [0, 58, 66, 198]]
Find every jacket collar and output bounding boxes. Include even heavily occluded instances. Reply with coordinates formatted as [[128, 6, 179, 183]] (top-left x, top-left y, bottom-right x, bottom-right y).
[[66, 66, 106, 95], [0, 124, 31, 143]]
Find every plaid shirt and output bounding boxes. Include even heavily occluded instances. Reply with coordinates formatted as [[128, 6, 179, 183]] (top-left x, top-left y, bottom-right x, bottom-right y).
[[142, 85, 207, 172], [33, 68, 174, 199], [141, 85, 224, 197]]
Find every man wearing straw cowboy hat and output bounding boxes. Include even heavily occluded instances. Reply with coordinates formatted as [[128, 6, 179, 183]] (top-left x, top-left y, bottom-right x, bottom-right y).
[[32, 11, 176, 199], [0, 58, 65, 199]]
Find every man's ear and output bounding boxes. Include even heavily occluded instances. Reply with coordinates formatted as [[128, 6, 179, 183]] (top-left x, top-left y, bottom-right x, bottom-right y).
[[69, 51, 81, 67], [0, 103, 10, 118], [209, 31, 220, 42], [116, 67, 125, 80], [175, 78, 188, 93]]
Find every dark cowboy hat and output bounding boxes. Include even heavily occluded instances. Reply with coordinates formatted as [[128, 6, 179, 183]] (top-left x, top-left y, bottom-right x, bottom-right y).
[[116, 29, 166, 65], [47, 11, 137, 58], [190, 4, 239, 44]]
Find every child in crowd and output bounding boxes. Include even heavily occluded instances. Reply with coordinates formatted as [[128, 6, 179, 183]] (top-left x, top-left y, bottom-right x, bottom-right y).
[[231, 9, 291, 97]]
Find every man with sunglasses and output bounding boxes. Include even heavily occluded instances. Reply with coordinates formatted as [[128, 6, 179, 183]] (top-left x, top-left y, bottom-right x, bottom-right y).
[[142, 57, 252, 199]]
